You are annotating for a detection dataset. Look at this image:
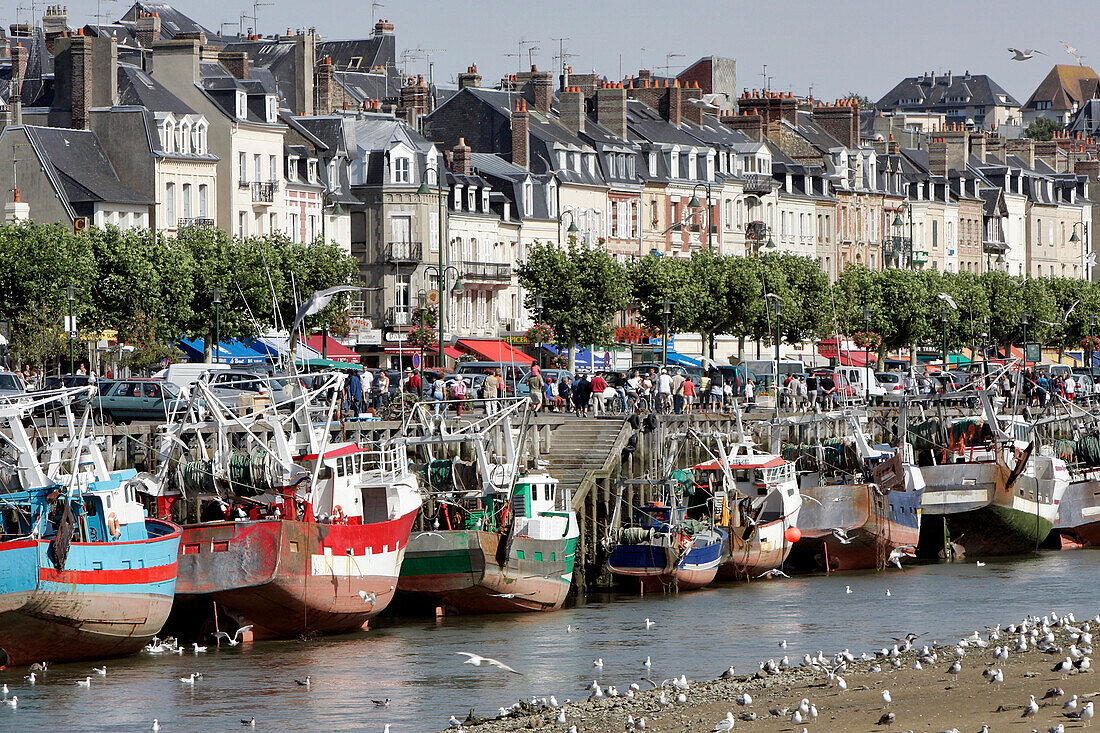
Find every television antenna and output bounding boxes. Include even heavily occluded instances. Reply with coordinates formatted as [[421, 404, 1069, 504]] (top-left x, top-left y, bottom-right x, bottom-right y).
[[656, 52, 684, 75]]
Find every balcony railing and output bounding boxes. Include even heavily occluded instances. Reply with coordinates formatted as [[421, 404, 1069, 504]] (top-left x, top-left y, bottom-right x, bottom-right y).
[[385, 307, 414, 327], [743, 174, 775, 195], [385, 242, 423, 263], [982, 240, 1008, 254], [251, 181, 278, 203], [178, 217, 214, 228], [461, 261, 511, 281]]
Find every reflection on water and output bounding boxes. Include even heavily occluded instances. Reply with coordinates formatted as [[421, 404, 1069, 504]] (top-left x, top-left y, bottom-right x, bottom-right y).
[[2, 551, 1097, 732]]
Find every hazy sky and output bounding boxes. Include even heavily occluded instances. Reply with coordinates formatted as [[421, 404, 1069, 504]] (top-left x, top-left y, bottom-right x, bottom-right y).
[[47, 0, 1100, 103]]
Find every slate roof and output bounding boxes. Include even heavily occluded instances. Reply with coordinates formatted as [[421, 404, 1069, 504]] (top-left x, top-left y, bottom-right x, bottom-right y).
[[296, 113, 436, 188], [117, 2, 221, 43], [876, 72, 1020, 110], [117, 63, 197, 114], [23, 125, 149, 206], [0, 27, 53, 107], [1067, 99, 1100, 135], [1023, 65, 1100, 111]]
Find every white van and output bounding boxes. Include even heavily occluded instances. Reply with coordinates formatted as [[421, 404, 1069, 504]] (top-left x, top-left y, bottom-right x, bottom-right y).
[[152, 362, 233, 395], [837, 366, 886, 403]]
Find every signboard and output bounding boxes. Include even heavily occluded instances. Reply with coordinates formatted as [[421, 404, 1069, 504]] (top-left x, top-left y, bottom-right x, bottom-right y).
[[359, 329, 383, 346], [427, 290, 440, 306], [64, 315, 78, 338], [504, 335, 530, 345], [384, 331, 409, 343], [1025, 342, 1042, 364]]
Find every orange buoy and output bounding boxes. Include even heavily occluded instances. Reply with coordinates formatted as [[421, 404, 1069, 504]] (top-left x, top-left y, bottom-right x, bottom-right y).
[[784, 526, 802, 543]]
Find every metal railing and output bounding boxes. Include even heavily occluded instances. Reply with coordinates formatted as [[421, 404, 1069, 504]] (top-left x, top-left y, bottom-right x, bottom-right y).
[[251, 181, 278, 203], [177, 217, 214, 228], [461, 261, 511, 281], [743, 174, 775, 195], [385, 242, 423, 263], [385, 307, 414, 327]]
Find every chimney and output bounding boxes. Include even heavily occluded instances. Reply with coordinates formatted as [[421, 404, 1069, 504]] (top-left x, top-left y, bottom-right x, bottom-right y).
[[812, 99, 859, 149], [559, 86, 585, 134], [929, 139, 949, 177], [316, 55, 334, 114], [4, 186, 30, 222], [70, 30, 93, 129], [399, 74, 428, 128], [1005, 138, 1035, 168], [219, 50, 249, 80], [135, 11, 161, 48], [720, 110, 765, 143], [968, 132, 986, 162], [8, 24, 32, 39], [293, 30, 315, 115], [1074, 158, 1100, 185], [511, 98, 529, 169], [43, 5, 69, 53], [457, 64, 481, 89], [596, 82, 628, 139], [1034, 139, 1058, 167], [942, 127, 969, 173], [984, 136, 1006, 163], [373, 18, 395, 36], [175, 30, 208, 46], [681, 82, 705, 126], [10, 42, 28, 102], [668, 80, 682, 127], [452, 137, 472, 176], [529, 65, 553, 113]]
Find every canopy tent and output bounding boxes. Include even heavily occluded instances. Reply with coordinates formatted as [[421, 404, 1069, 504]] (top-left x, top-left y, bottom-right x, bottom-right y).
[[179, 338, 267, 365], [665, 350, 703, 368], [247, 333, 322, 362], [817, 338, 878, 367], [297, 357, 363, 371], [304, 335, 361, 364], [542, 344, 614, 371], [457, 338, 534, 364], [428, 345, 465, 360]]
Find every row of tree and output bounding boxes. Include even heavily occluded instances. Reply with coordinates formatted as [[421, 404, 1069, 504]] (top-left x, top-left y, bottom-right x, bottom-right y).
[[518, 244, 1098, 362], [0, 222, 357, 371]]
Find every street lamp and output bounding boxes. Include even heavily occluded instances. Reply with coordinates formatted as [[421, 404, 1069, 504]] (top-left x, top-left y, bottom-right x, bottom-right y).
[[863, 305, 872, 402], [1071, 222, 1090, 281], [891, 205, 914, 269], [774, 300, 782, 414], [212, 286, 223, 364], [661, 300, 673, 367], [557, 209, 580, 245], [535, 294, 545, 369], [940, 307, 949, 374], [687, 182, 713, 251], [64, 284, 76, 375], [1021, 312, 1030, 374], [418, 164, 447, 370], [423, 263, 463, 370]]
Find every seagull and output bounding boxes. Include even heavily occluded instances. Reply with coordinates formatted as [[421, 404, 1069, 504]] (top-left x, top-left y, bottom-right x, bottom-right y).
[[556, 710, 566, 725], [645, 618, 656, 629], [882, 689, 892, 708], [179, 673, 197, 685], [792, 709, 803, 724], [643, 656, 652, 669], [756, 569, 790, 579], [76, 676, 92, 687], [1066, 695, 1079, 712], [291, 285, 367, 333], [877, 712, 895, 725], [948, 660, 961, 679], [359, 590, 378, 605], [1044, 687, 1065, 700], [92, 666, 107, 676], [1009, 47, 1045, 61], [736, 692, 753, 705], [448, 717, 462, 729], [193, 644, 207, 653], [887, 546, 915, 569], [885, 589, 892, 597], [372, 698, 391, 707], [295, 676, 311, 687], [937, 292, 959, 310], [593, 658, 604, 669], [212, 626, 253, 646], [241, 717, 256, 727], [831, 528, 854, 544], [845, 585, 852, 594], [1054, 657, 1074, 677], [989, 669, 1004, 683], [24, 673, 35, 684], [1024, 694, 1039, 717], [976, 561, 986, 567], [721, 666, 737, 679], [713, 712, 735, 731], [152, 720, 160, 731], [456, 652, 522, 675], [1062, 41, 1086, 65], [5, 697, 16, 709]]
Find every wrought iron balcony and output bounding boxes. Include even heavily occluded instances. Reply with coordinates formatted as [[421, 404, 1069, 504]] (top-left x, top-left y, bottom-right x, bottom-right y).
[[177, 217, 215, 228], [461, 261, 511, 281], [743, 174, 775, 195], [745, 220, 769, 241], [251, 181, 278, 203], [385, 307, 414, 327], [982, 240, 1008, 254], [385, 242, 423, 263]]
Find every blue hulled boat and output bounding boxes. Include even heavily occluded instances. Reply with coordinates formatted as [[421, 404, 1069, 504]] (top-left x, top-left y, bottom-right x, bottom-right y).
[[0, 388, 181, 665]]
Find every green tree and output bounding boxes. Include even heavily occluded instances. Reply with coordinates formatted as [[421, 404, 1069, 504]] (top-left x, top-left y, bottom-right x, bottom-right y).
[[1024, 117, 1063, 142], [844, 91, 875, 109], [518, 243, 629, 368]]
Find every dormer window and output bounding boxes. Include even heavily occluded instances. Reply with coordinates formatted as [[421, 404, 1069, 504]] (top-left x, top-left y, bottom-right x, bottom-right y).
[[467, 186, 476, 212], [393, 157, 410, 184], [481, 188, 490, 212], [453, 185, 462, 210], [670, 150, 680, 178], [648, 152, 657, 177], [192, 121, 207, 154], [287, 156, 299, 182], [163, 121, 175, 153], [266, 95, 278, 124], [307, 160, 318, 183], [523, 180, 533, 216], [609, 155, 618, 178], [236, 91, 247, 119], [557, 150, 567, 170], [179, 122, 191, 154], [547, 184, 558, 217]]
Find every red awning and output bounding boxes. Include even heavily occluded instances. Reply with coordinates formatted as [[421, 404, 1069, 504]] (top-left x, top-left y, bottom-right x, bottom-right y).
[[456, 338, 534, 364], [817, 338, 878, 367], [429, 345, 464, 360], [382, 347, 423, 356], [305, 335, 361, 364]]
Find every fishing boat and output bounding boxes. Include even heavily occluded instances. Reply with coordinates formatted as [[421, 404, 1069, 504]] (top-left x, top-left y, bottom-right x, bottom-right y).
[[0, 387, 181, 665], [914, 392, 1069, 557], [1045, 427, 1100, 548], [784, 415, 924, 571], [398, 398, 580, 613], [137, 372, 420, 640]]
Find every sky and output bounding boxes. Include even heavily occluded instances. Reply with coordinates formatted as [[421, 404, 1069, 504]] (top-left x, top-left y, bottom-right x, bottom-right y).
[[36, 0, 1100, 103]]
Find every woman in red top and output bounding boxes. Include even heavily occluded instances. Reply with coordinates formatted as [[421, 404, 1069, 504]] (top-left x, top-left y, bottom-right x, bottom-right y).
[[589, 373, 608, 415], [681, 377, 696, 413]]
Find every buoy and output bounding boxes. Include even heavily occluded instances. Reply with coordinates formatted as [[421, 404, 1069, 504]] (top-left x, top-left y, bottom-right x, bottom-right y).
[[784, 526, 802, 543]]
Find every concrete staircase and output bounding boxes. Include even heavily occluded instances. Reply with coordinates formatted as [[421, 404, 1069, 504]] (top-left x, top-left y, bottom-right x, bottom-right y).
[[540, 418, 630, 503]]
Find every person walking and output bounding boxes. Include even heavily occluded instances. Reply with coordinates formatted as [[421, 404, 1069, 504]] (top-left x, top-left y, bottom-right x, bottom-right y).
[[657, 368, 673, 412], [589, 372, 608, 416], [1065, 372, 1077, 402], [574, 372, 592, 417], [346, 370, 363, 416], [451, 376, 467, 416], [681, 375, 696, 414], [483, 368, 501, 414], [527, 365, 544, 414], [744, 377, 755, 407], [1036, 372, 1050, 410], [374, 370, 390, 410], [671, 369, 686, 414], [558, 374, 574, 415], [708, 368, 724, 411]]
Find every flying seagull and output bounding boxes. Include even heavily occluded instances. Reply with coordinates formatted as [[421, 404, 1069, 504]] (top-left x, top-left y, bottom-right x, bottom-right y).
[[1009, 48, 1045, 61], [456, 652, 522, 675], [1062, 41, 1086, 65], [212, 625, 254, 646], [291, 285, 367, 333], [937, 292, 958, 310]]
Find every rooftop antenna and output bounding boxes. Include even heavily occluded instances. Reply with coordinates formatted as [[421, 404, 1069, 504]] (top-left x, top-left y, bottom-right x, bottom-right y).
[[640, 46, 648, 70], [370, 1, 384, 25], [657, 52, 684, 75], [251, 0, 273, 36], [527, 44, 541, 68], [411, 47, 446, 78], [517, 39, 538, 72], [220, 20, 240, 39], [762, 64, 767, 91], [400, 48, 424, 76], [94, 0, 117, 25], [552, 37, 576, 81]]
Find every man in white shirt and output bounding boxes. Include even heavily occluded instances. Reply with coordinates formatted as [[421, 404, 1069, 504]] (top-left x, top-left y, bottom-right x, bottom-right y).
[[361, 368, 374, 395]]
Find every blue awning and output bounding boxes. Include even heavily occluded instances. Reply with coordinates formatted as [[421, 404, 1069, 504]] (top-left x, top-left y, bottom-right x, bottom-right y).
[[543, 345, 615, 370], [666, 350, 702, 368], [179, 338, 268, 365]]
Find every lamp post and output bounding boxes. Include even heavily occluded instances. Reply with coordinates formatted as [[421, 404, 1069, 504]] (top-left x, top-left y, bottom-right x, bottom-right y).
[[863, 305, 872, 401], [1021, 310, 1030, 372], [940, 307, 949, 375], [535, 294, 545, 369], [1071, 222, 1090, 281], [1091, 315, 1097, 369], [557, 209, 580, 245], [417, 164, 447, 370], [416, 290, 428, 392], [64, 284, 76, 375], [774, 301, 783, 411], [212, 286, 223, 364], [661, 300, 673, 367], [891, 205, 914, 269], [423, 264, 463, 370], [687, 182, 713, 251]]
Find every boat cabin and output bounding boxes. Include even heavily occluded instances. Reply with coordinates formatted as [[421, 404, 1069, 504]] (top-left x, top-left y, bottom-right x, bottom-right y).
[[510, 474, 574, 540], [301, 442, 410, 524]]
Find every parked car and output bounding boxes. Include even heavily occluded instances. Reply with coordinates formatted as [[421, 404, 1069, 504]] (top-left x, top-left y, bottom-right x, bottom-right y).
[[204, 370, 302, 409], [0, 371, 31, 409], [836, 366, 886, 402], [454, 361, 530, 395], [152, 362, 232, 395], [92, 379, 184, 423]]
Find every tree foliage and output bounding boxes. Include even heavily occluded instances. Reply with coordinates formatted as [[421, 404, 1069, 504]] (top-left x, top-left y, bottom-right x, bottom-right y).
[[1024, 117, 1063, 142]]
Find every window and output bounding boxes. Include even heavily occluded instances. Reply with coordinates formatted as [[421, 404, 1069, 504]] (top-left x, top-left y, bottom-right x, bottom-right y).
[[453, 185, 462, 210], [164, 122, 175, 153], [269, 155, 278, 183], [181, 183, 192, 220], [270, 213, 278, 234], [253, 154, 262, 183], [238, 212, 247, 237], [236, 91, 247, 118], [523, 180, 533, 216], [308, 160, 318, 183], [467, 187, 476, 212], [287, 156, 298, 182], [165, 182, 176, 226], [395, 273, 410, 312], [179, 123, 190, 154], [482, 188, 489, 213], [266, 95, 278, 123], [198, 184, 208, 218], [394, 157, 410, 183], [288, 212, 299, 241], [239, 152, 247, 183]]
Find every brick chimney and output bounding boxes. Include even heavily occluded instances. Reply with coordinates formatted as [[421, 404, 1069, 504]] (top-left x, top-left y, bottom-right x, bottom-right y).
[[316, 55, 334, 113], [813, 98, 859, 149], [1034, 139, 1058, 167], [668, 79, 682, 127], [929, 138, 949, 178], [968, 132, 986, 162], [942, 125, 970, 173], [1005, 138, 1035, 168], [596, 81, 628, 139], [1074, 158, 1100, 185], [458, 64, 481, 90], [135, 11, 161, 48], [529, 65, 553, 113], [10, 41, 28, 102], [219, 50, 249, 80], [680, 81, 705, 126], [452, 138, 472, 176], [559, 86, 585, 135], [70, 30, 93, 129], [511, 98, 529, 169], [175, 30, 208, 46], [720, 109, 765, 143], [43, 4, 69, 54], [373, 18, 395, 36], [985, 136, 1006, 163], [400, 74, 428, 128]]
